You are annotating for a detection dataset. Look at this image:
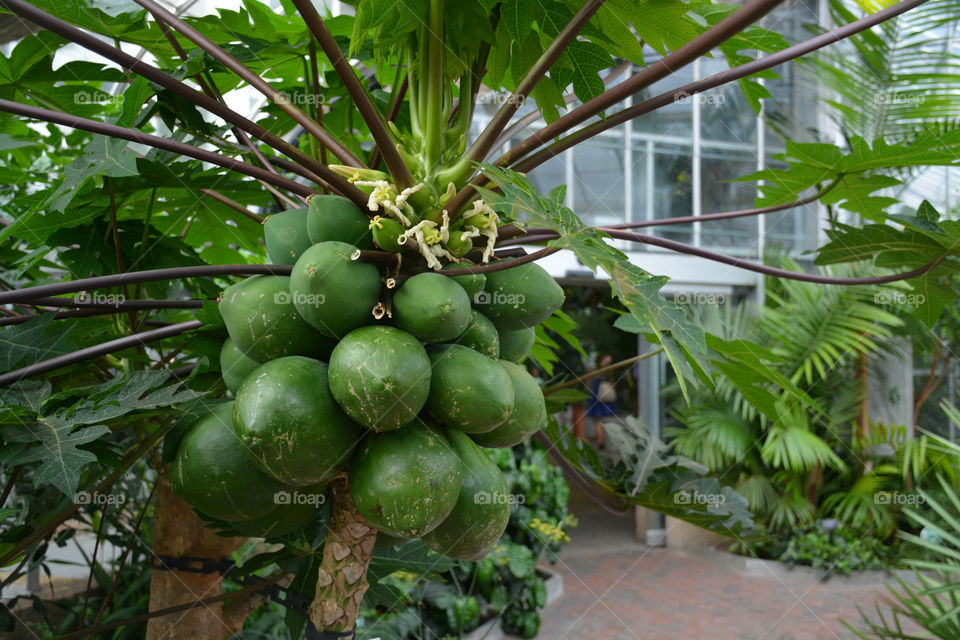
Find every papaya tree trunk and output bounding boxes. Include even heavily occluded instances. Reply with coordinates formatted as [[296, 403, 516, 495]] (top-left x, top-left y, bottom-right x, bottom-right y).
[[309, 473, 377, 634], [146, 471, 248, 640]]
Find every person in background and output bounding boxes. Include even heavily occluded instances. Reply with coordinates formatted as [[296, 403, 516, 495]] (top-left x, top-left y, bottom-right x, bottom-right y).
[[586, 354, 617, 448]]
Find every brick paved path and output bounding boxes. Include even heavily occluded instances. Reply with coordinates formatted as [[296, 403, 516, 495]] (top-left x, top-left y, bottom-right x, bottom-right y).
[[536, 486, 908, 640]]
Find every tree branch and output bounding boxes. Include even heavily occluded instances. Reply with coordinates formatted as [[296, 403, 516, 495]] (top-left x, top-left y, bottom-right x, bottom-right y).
[[440, 247, 558, 276], [291, 0, 414, 188], [199, 189, 265, 223], [0, 99, 317, 198], [461, 0, 607, 173], [0, 0, 365, 205], [513, 0, 929, 175], [0, 264, 290, 306], [0, 320, 203, 386], [132, 0, 365, 169], [445, 0, 786, 213]]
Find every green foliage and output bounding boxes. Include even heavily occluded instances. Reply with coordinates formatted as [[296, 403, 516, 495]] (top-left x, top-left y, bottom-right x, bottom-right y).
[[845, 473, 960, 639], [544, 414, 756, 537], [778, 522, 892, 576]]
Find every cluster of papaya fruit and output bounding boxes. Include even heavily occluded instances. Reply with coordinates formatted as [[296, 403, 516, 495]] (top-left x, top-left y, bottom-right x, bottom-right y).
[[170, 195, 563, 560]]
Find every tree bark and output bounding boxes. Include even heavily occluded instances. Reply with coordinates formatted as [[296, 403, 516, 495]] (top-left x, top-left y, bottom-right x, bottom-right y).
[[309, 473, 378, 635], [145, 472, 246, 640]]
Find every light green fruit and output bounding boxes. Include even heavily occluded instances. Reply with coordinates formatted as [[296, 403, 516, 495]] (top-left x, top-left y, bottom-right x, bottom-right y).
[[392, 272, 471, 343], [306, 194, 375, 249], [328, 326, 431, 432], [289, 241, 382, 338], [264, 208, 311, 265]]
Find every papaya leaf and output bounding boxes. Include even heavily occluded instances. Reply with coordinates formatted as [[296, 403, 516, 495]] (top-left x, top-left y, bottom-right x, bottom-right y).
[[0, 315, 80, 371], [0, 370, 203, 496], [2, 420, 110, 497], [742, 131, 960, 220], [479, 164, 707, 400], [543, 415, 757, 537], [815, 201, 960, 325]]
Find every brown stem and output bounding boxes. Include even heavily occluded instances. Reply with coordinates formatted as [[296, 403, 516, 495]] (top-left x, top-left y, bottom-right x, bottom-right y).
[[543, 350, 664, 395], [0, 99, 317, 198], [0, 320, 203, 386], [464, 0, 607, 167], [532, 431, 631, 516], [291, 0, 413, 188], [131, 0, 363, 169], [0, 0, 363, 203], [199, 189, 265, 223], [309, 474, 377, 634], [511, 0, 929, 175], [446, 0, 786, 213], [440, 247, 558, 276], [496, 183, 839, 245], [0, 264, 291, 306], [913, 337, 947, 428], [491, 59, 632, 153], [369, 74, 408, 169]]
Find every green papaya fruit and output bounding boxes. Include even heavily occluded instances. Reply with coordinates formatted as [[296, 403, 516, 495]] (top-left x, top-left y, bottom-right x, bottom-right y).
[[349, 419, 461, 538], [370, 216, 405, 253], [441, 263, 485, 297], [421, 430, 510, 560], [264, 208, 311, 265], [475, 262, 564, 331], [227, 483, 327, 538], [171, 403, 289, 521], [306, 194, 375, 249], [498, 326, 536, 362], [328, 326, 431, 432], [233, 356, 361, 485], [290, 241, 382, 338], [219, 275, 337, 362], [393, 272, 471, 343], [220, 337, 262, 394], [426, 345, 514, 433], [453, 310, 500, 359], [471, 360, 547, 448]]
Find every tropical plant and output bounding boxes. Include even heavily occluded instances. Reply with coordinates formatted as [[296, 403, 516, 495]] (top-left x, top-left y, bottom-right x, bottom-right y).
[[0, 0, 958, 638], [844, 473, 960, 639]]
